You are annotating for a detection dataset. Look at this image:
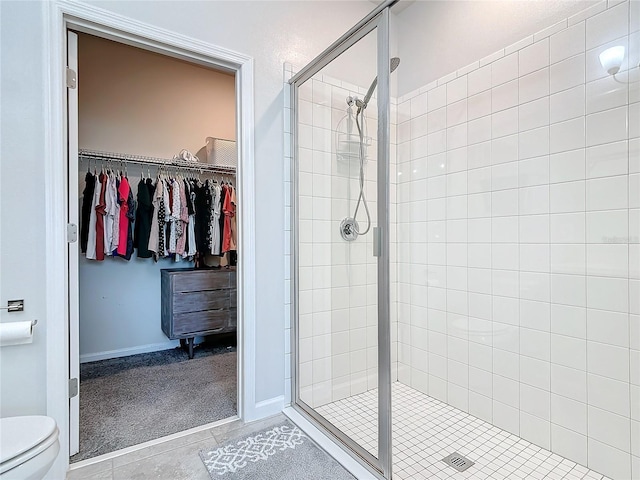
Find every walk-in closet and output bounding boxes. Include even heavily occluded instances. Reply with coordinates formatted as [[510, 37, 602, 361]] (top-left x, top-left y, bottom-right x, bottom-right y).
[[70, 32, 240, 462]]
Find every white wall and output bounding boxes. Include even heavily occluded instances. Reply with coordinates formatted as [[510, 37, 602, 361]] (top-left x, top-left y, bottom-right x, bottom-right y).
[[395, 1, 639, 478], [0, 0, 376, 432], [0, 0, 48, 417], [76, 34, 236, 360], [396, 0, 598, 95]]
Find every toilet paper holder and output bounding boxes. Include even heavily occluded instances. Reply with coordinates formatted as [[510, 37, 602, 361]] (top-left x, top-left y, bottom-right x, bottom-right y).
[[0, 300, 24, 312], [0, 319, 38, 347]]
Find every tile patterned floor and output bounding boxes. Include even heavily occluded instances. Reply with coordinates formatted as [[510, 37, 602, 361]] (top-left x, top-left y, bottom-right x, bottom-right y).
[[317, 382, 611, 480], [66, 415, 288, 480]]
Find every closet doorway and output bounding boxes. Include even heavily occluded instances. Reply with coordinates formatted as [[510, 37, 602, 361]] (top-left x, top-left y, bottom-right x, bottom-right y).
[[68, 31, 241, 463]]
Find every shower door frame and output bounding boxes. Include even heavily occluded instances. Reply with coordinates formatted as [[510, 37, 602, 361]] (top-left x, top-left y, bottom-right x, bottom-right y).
[[289, 1, 397, 478]]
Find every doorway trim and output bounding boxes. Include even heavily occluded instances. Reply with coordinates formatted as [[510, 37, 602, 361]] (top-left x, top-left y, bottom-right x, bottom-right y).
[[44, 2, 256, 477]]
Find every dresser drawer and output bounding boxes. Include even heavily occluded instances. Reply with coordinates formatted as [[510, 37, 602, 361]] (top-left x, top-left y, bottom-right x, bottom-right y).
[[173, 291, 229, 314], [172, 309, 228, 335], [172, 271, 230, 293], [161, 268, 237, 352], [228, 308, 237, 329], [229, 288, 237, 309]]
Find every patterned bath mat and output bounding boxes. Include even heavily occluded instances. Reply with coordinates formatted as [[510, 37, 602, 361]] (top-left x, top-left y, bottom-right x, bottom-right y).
[[199, 421, 356, 479]]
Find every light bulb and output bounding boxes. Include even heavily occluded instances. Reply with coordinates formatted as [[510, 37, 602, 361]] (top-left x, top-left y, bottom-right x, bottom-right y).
[[599, 46, 625, 75]]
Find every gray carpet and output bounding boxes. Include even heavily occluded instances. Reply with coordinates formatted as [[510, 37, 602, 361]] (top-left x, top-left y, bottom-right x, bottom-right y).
[[200, 420, 356, 479], [71, 341, 237, 462]]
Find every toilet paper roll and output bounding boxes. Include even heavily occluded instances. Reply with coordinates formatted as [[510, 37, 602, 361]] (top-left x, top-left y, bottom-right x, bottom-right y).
[[0, 321, 35, 347]]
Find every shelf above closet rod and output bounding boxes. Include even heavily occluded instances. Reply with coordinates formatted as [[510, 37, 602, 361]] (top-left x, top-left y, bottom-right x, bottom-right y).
[[78, 149, 236, 175]]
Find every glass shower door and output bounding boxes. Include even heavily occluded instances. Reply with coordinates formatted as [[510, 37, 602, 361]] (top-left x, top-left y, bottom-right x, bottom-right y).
[[290, 5, 393, 478]]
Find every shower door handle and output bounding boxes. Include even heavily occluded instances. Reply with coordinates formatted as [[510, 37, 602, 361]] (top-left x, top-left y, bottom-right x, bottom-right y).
[[373, 226, 381, 257]]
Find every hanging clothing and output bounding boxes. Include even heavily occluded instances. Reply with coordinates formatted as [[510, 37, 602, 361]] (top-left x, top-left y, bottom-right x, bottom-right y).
[[81, 158, 235, 264], [80, 172, 95, 254], [117, 187, 135, 261], [168, 178, 181, 254], [147, 178, 162, 260], [176, 179, 189, 257], [95, 172, 108, 261], [103, 173, 118, 254], [85, 172, 100, 260], [110, 174, 120, 254], [222, 185, 236, 253], [134, 178, 154, 259], [186, 179, 197, 258], [193, 181, 209, 254], [218, 184, 226, 253], [227, 250, 237, 267], [210, 183, 222, 255], [162, 179, 173, 257], [203, 180, 215, 253], [229, 186, 237, 251], [116, 176, 131, 256]]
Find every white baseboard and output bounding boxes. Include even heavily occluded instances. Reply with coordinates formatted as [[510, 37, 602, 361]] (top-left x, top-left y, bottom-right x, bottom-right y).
[[79, 341, 180, 363]]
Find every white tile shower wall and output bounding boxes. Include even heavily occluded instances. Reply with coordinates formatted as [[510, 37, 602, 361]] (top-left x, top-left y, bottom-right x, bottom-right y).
[[396, 1, 638, 479], [292, 71, 399, 409]]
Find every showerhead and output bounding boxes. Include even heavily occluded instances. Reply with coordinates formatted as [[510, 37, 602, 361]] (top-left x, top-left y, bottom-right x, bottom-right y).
[[390, 56, 401, 73], [361, 57, 401, 109]]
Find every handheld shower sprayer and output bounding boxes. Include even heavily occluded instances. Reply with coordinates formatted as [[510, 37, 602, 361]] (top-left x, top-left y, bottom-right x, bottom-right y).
[[359, 56, 401, 111], [340, 57, 400, 242]]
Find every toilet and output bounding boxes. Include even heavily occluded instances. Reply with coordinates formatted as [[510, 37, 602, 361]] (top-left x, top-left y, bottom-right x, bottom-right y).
[[0, 416, 60, 480]]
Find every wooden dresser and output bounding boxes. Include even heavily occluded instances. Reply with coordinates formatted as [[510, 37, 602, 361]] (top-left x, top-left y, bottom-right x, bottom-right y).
[[161, 267, 236, 358]]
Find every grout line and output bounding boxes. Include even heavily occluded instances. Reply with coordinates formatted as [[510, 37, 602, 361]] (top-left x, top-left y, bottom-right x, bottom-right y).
[[582, 16, 590, 469], [627, 1, 633, 474], [547, 33, 554, 454]]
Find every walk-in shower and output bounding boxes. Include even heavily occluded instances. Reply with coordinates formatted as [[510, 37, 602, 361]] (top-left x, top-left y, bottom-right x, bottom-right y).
[[340, 57, 400, 242], [290, 0, 638, 478]]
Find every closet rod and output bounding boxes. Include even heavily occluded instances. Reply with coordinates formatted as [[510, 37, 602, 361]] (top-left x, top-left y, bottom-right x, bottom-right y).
[[78, 149, 236, 175]]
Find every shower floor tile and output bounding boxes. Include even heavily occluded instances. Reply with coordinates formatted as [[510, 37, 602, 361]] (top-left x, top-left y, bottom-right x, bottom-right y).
[[316, 383, 611, 480]]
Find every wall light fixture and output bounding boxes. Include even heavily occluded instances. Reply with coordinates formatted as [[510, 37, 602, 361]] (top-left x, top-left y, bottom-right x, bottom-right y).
[[599, 46, 625, 75]]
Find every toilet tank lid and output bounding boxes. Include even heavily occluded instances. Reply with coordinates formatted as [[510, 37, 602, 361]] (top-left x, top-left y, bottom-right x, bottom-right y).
[[0, 416, 57, 464]]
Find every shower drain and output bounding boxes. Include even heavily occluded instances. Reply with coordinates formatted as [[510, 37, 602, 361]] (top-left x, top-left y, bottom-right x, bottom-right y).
[[442, 452, 474, 472]]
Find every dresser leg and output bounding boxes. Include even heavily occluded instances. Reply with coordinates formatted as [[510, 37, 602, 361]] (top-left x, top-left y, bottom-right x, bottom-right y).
[[188, 337, 194, 359]]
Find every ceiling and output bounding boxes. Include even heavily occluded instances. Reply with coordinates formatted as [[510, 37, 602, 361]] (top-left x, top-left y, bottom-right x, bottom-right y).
[[370, 0, 417, 14]]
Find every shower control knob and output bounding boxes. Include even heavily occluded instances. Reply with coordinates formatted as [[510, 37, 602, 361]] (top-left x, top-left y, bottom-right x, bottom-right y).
[[346, 96, 355, 106], [340, 217, 359, 242]]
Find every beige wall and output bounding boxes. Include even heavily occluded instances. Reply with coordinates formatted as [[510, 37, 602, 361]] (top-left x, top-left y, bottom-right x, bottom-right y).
[[78, 33, 236, 159]]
